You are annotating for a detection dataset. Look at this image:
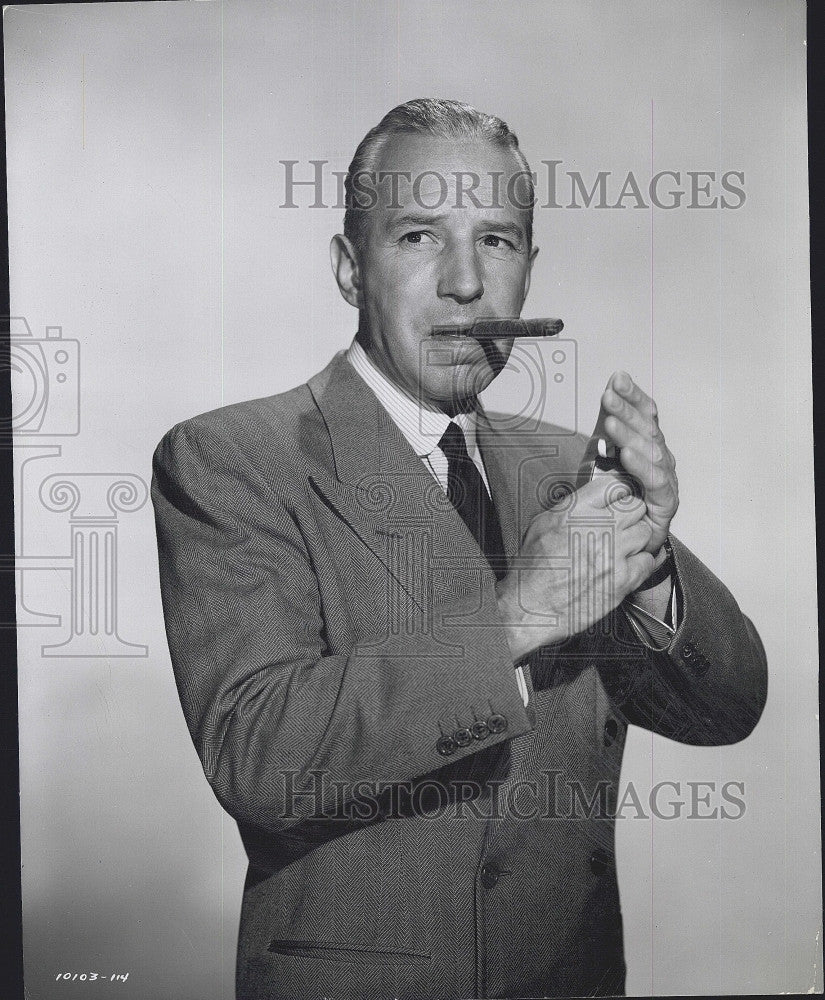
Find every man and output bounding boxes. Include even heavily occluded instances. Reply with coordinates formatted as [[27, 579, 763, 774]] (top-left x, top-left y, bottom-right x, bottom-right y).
[[152, 99, 767, 999]]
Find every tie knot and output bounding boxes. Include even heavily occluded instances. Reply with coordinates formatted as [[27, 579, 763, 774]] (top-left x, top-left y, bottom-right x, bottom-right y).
[[438, 421, 470, 463]]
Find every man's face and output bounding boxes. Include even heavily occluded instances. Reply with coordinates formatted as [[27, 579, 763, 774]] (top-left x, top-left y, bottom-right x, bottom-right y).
[[345, 133, 538, 412]]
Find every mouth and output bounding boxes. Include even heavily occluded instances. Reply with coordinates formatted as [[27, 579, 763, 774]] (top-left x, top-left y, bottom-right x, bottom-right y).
[[423, 335, 509, 374]]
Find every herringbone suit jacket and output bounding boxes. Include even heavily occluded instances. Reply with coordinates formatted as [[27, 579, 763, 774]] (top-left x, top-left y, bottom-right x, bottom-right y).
[[151, 351, 767, 1000]]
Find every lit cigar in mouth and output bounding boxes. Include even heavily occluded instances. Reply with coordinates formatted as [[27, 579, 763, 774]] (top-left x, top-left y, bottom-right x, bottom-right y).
[[425, 317, 565, 371], [431, 317, 564, 339]]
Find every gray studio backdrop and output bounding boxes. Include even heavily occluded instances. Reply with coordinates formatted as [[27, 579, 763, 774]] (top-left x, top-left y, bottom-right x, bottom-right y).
[[5, 1, 818, 998]]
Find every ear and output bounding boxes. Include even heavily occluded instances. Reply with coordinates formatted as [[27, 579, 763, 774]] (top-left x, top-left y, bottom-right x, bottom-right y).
[[522, 243, 540, 301], [330, 234, 362, 309]]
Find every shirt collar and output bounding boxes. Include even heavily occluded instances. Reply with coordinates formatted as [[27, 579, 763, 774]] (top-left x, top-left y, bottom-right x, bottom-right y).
[[346, 337, 479, 460]]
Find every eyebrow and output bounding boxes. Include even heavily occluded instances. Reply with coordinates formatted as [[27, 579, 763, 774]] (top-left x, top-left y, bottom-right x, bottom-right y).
[[478, 219, 526, 242], [388, 212, 449, 230]]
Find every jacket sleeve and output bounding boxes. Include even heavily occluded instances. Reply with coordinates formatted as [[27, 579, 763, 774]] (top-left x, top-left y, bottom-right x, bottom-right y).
[[594, 534, 768, 745], [151, 416, 532, 836]]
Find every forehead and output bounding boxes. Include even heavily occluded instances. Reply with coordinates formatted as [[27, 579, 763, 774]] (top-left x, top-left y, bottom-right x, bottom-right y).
[[369, 132, 531, 223]]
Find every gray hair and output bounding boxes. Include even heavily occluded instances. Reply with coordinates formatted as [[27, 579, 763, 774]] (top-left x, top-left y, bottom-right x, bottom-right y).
[[343, 97, 535, 250]]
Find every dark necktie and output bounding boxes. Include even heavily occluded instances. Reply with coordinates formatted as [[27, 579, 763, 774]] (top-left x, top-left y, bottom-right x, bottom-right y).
[[438, 421, 507, 580]]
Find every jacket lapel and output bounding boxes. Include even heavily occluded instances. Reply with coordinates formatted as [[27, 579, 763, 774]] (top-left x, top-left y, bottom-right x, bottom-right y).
[[476, 411, 576, 572], [307, 353, 494, 609]]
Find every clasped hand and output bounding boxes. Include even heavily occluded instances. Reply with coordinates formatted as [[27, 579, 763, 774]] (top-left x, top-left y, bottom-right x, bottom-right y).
[[496, 371, 679, 661]]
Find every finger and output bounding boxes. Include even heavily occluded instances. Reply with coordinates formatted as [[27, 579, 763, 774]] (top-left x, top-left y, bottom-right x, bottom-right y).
[[578, 475, 646, 512], [605, 492, 648, 525], [626, 550, 657, 589], [577, 472, 646, 514], [603, 421, 667, 485], [576, 476, 632, 508], [602, 386, 661, 441], [603, 415, 663, 460], [617, 520, 654, 556], [610, 371, 659, 423], [617, 446, 673, 492]]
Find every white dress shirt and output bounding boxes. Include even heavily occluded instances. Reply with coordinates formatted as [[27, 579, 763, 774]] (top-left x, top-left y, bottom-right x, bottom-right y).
[[347, 337, 530, 707]]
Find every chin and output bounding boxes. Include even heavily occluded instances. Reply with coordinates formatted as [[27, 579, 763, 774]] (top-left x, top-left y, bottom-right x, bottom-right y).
[[423, 371, 494, 413], [453, 364, 497, 396]]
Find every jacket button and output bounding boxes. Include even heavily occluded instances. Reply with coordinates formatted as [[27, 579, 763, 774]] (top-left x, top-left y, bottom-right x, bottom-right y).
[[453, 727, 473, 748], [589, 848, 611, 876], [603, 718, 619, 747], [436, 736, 457, 757], [487, 713, 508, 734], [682, 643, 695, 659], [471, 721, 490, 740], [480, 862, 505, 889]]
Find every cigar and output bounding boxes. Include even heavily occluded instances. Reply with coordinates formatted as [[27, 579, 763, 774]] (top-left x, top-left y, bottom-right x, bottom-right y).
[[431, 317, 564, 339]]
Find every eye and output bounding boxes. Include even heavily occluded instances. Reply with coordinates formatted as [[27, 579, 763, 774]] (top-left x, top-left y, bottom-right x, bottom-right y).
[[481, 234, 514, 249], [401, 231, 428, 245]]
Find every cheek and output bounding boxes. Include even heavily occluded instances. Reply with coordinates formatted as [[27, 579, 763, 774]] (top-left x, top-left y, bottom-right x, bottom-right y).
[[501, 269, 526, 313], [369, 269, 416, 317]]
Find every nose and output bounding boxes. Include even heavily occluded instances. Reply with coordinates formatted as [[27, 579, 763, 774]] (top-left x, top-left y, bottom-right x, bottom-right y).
[[437, 242, 484, 305]]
